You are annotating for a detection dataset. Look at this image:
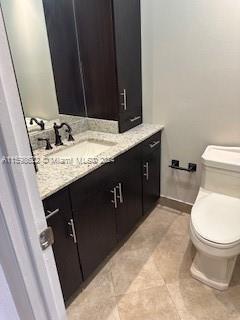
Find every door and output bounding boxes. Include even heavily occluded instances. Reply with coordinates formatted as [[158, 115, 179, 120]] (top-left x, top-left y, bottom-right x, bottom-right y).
[[142, 133, 161, 214], [43, 189, 83, 303], [0, 9, 66, 318], [114, 146, 143, 240], [70, 163, 117, 279], [113, 0, 142, 132], [42, 0, 86, 116]]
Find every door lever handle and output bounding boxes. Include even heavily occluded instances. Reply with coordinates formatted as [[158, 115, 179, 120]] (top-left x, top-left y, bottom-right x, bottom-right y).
[[46, 208, 60, 220]]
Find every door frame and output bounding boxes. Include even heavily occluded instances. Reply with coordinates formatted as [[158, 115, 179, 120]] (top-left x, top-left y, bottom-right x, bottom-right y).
[[0, 7, 66, 320]]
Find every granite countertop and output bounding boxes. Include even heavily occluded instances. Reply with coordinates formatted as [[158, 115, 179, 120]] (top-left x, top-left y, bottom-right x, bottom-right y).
[[36, 124, 164, 200]]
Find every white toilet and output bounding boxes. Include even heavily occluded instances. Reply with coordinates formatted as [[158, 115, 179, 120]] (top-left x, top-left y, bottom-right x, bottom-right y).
[[190, 146, 240, 290]]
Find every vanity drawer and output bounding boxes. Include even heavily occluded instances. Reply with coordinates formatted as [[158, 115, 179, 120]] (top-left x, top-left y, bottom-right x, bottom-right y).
[[142, 131, 161, 154], [119, 113, 142, 133]]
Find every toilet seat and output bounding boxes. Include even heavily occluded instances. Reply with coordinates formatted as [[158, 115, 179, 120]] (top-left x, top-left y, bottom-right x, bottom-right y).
[[191, 190, 240, 246], [190, 220, 240, 250]]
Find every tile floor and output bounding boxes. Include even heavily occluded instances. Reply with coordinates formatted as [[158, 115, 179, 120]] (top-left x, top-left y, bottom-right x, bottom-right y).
[[67, 205, 240, 320]]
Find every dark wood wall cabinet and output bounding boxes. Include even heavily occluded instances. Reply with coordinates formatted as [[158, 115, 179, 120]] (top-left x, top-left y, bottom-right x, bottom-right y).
[[42, 0, 142, 133], [43, 131, 161, 305]]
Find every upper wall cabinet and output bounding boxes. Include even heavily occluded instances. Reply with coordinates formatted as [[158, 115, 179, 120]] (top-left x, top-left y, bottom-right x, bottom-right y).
[[42, 0, 86, 117], [75, 0, 142, 132]]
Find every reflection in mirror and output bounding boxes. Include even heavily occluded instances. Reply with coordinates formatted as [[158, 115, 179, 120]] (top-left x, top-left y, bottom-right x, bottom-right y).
[[1, 0, 86, 134]]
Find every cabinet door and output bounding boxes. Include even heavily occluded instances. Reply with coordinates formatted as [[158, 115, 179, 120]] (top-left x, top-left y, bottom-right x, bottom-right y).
[[113, 0, 142, 132], [70, 163, 117, 280], [74, 0, 119, 120], [142, 133, 161, 215], [42, 0, 86, 116], [115, 146, 143, 240], [43, 189, 83, 304]]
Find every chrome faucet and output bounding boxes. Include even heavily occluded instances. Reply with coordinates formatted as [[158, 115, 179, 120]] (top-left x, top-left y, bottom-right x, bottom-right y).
[[53, 122, 74, 146]]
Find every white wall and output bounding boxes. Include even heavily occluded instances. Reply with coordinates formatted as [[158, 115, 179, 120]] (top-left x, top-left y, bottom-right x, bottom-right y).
[[1, 0, 59, 120], [0, 264, 20, 320], [142, 0, 240, 204]]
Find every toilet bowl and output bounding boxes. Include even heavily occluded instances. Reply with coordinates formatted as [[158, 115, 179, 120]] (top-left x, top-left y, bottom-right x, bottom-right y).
[[190, 146, 240, 290], [190, 188, 240, 290]]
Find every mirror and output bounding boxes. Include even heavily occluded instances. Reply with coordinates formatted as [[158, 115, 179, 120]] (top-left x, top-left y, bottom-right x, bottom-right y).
[[0, 0, 86, 133]]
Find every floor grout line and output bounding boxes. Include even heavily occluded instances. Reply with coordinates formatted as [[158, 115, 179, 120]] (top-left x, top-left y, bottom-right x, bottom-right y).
[[165, 283, 182, 320]]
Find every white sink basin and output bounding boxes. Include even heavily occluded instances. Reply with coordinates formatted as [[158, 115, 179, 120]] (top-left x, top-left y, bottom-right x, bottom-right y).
[[202, 146, 240, 172], [48, 139, 116, 160]]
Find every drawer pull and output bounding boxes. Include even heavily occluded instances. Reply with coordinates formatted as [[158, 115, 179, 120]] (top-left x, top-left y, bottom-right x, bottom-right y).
[[68, 219, 77, 244], [116, 183, 124, 203], [150, 141, 160, 149], [46, 208, 60, 220], [120, 89, 127, 111], [130, 116, 141, 123], [144, 162, 149, 181], [111, 188, 118, 209]]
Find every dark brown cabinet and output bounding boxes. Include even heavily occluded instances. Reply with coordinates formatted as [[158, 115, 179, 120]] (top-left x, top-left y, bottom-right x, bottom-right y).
[[114, 146, 143, 240], [113, 0, 142, 132], [70, 162, 117, 280], [42, 0, 142, 132], [42, 0, 86, 116], [43, 131, 161, 303], [74, 0, 142, 132], [43, 189, 83, 303], [142, 132, 161, 214]]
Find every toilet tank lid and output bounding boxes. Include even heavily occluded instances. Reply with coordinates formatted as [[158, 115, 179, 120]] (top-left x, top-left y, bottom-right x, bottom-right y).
[[192, 190, 240, 245], [202, 145, 240, 173]]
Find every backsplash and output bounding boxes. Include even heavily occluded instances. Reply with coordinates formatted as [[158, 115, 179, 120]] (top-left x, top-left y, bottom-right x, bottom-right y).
[[30, 115, 119, 150]]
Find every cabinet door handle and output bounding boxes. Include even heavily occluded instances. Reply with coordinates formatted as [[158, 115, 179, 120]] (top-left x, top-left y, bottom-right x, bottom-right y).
[[116, 183, 124, 203], [111, 188, 118, 209], [144, 162, 149, 181], [68, 219, 77, 244], [121, 89, 127, 111], [150, 141, 160, 149], [46, 208, 60, 220], [130, 116, 141, 123]]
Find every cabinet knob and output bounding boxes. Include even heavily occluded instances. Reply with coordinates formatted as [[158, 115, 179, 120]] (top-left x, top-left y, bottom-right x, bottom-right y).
[[111, 188, 118, 209], [120, 89, 127, 111], [144, 162, 149, 181], [116, 183, 124, 203], [149, 141, 160, 149], [68, 219, 77, 244], [130, 116, 141, 123]]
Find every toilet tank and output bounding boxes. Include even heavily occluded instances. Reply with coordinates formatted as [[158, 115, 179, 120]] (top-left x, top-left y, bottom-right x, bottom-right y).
[[201, 146, 240, 199]]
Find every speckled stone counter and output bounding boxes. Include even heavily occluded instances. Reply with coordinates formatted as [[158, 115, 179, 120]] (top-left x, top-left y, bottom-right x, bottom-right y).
[[36, 124, 164, 200]]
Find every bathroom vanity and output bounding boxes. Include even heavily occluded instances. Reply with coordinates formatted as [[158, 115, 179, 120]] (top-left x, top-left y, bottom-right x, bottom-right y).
[[38, 125, 163, 303]]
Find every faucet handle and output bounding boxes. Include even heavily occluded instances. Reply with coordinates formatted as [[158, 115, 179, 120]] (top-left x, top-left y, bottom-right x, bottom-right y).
[[38, 138, 53, 150], [66, 130, 75, 142]]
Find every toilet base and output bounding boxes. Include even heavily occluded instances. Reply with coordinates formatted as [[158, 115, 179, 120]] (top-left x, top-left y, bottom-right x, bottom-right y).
[[190, 250, 237, 290]]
